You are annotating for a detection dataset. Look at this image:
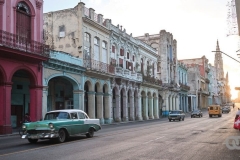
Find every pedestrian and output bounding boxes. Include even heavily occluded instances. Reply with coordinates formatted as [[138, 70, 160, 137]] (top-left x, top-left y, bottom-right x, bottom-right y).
[[23, 113, 31, 123], [233, 103, 235, 109]]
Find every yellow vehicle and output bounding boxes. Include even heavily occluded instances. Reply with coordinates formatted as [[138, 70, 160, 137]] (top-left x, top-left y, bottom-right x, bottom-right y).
[[208, 105, 222, 117]]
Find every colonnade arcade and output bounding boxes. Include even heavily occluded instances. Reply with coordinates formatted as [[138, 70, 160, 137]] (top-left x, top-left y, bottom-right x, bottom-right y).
[[112, 86, 139, 122], [84, 80, 111, 124], [141, 91, 159, 120]]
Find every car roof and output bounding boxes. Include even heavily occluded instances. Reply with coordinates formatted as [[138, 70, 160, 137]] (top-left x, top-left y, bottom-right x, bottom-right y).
[[47, 109, 86, 114]]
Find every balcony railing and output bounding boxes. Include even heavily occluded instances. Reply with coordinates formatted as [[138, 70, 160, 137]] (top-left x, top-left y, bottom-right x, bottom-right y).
[[180, 83, 190, 91], [143, 75, 162, 85], [83, 59, 115, 74], [115, 67, 142, 82], [0, 30, 49, 57]]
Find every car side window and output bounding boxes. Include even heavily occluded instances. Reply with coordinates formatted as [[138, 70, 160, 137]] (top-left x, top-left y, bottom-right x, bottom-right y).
[[78, 112, 86, 119], [71, 112, 78, 119]]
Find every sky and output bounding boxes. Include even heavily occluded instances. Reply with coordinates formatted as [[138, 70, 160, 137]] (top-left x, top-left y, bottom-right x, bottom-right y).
[[43, 0, 240, 99]]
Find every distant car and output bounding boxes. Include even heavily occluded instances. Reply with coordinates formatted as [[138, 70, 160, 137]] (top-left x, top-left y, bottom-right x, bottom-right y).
[[222, 106, 231, 113], [21, 109, 101, 143], [208, 105, 222, 117], [168, 110, 185, 122], [191, 110, 203, 118]]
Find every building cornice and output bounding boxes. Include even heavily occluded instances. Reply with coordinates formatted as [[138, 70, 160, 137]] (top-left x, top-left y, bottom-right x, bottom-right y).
[[83, 17, 110, 34], [43, 59, 85, 74]]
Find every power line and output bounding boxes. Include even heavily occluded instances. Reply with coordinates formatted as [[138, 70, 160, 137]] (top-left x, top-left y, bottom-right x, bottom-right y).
[[212, 50, 240, 64]]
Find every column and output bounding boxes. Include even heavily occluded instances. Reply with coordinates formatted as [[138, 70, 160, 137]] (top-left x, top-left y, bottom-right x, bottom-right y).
[[42, 86, 48, 119], [186, 95, 189, 112], [29, 85, 43, 122], [143, 96, 148, 120], [0, 1, 4, 30], [122, 94, 128, 122], [129, 92, 135, 121], [0, 82, 12, 134], [149, 96, 154, 119], [87, 91, 95, 118], [115, 93, 121, 122], [136, 93, 143, 120], [104, 93, 112, 124], [153, 97, 159, 119], [96, 92, 104, 124], [73, 90, 84, 110], [176, 95, 179, 110], [169, 95, 172, 111]]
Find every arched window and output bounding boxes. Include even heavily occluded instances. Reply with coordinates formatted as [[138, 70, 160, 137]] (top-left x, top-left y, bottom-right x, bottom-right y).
[[16, 2, 31, 40], [84, 32, 91, 59]]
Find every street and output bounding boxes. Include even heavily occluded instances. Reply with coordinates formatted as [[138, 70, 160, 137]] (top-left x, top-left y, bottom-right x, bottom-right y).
[[0, 106, 240, 160]]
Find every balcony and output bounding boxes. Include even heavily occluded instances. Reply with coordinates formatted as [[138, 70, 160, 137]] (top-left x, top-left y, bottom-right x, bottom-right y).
[[180, 83, 190, 91], [115, 67, 142, 82], [83, 59, 115, 75], [205, 68, 210, 73], [205, 78, 210, 83], [0, 30, 49, 58], [143, 75, 162, 86]]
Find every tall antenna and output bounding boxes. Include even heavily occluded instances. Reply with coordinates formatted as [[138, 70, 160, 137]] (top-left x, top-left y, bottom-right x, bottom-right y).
[[227, 0, 238, 36]]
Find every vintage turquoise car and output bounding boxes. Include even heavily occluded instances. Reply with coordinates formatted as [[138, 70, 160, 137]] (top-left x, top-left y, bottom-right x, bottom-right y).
[[21, 109, 101, 143]]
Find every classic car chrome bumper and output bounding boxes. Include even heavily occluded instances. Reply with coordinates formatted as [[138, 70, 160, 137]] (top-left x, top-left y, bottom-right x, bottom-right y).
[[22, 132, 59, 139]]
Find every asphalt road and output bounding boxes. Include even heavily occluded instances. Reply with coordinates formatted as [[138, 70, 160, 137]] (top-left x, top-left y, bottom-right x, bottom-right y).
[[0, 106, 240, 160]]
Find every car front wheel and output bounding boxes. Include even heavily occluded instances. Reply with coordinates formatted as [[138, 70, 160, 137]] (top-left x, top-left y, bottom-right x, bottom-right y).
[[58, 129, 67, 143], [28, 138, 38, 143]]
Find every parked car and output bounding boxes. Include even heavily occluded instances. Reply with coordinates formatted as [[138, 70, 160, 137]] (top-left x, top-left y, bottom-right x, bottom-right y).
[[191, 110, 203, 118], [222, 106, 231, 113], [168, 110, 185, 122], [21, 109, 101, 143]]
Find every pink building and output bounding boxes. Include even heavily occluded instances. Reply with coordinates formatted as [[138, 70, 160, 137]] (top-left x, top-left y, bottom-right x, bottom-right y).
[[0, 0, 48, 134]]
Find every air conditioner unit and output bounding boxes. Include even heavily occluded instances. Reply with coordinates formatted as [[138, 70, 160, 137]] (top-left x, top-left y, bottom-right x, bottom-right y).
[[59, 31, 65, 38]]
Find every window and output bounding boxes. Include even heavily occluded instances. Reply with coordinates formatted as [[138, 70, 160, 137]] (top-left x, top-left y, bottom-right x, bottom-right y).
[[16, 2, 31, 40], [132, 55, 135, 61], [120, 48, 124, 56], [70, 112, 78, 119], [94, 37, 100, 61], [59, 25, 65, 37], [78, 112, 86, 119], [102, 41, 107, 63], [127, 52, 130, 59], [112, 45, 115, 53], [119, 58, 123, 68], [84, 33, 90, 42]]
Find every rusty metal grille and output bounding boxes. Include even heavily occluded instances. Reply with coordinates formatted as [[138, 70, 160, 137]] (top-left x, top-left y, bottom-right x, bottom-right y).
[[84, 59, 115, 74]]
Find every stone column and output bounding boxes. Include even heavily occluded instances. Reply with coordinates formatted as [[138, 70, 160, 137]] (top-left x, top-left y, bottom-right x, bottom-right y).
[[154, 97, 159, 119], [42, 86, 48, 119], [104, 93, 112, 124], [122, 94, 128, 122], [0, 82, 12, 134], [129, 92, 135, 121], [96, 92, 104, 124], [143, 96, 148, 120], [136, 93, 143, 120], [87, 91, 95, 118], [29, 85, 43, 122], [148, 96, 154, 119], [169, 95, 172, 111], [115, 94, 121, 122], [73, 90, 84, 110], [0, 0, 4, 30]]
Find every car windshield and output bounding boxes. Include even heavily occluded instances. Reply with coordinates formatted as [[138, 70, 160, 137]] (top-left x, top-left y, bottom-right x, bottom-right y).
[[44, 112, 70, 120], [170, 111, 180, 114], [192, 110, 200, 113]]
